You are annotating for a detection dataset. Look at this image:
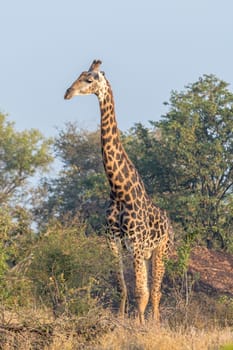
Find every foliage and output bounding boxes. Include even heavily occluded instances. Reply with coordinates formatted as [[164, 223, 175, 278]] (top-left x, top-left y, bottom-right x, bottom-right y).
[[157, 75, 233, 247], [0, 112, 53, 303], [0, 207, 13, 282], [124, 75, 233, 248], [28, 216, 117, 316], [35, 123, 109, 231], [0, 113, 53, 205], [122, 123, 164, 196], [0, 205, 35, 305]]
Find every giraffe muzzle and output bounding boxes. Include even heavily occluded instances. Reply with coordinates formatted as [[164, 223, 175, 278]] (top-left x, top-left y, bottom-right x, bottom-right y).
[[64, 87, 73, 100]]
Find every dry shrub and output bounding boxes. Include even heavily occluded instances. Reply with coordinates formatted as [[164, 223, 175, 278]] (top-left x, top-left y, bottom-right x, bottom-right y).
[[161, 281, 233, 329], [95, 320, 233, 350], [27, 217, 118, 317], [0, 307, 113, 350], [0, 307, 232, 350]]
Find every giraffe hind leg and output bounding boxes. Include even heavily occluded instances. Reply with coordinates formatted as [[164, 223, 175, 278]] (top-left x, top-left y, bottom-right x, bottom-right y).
[[134, 256, 150, 324], [116, 247, 127, 317], [109, 238, 127, 317], [151, 243, 167, 323]]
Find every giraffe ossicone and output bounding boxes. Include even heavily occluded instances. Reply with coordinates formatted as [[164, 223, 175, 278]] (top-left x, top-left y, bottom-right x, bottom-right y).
[[64, 59, 173, 324]]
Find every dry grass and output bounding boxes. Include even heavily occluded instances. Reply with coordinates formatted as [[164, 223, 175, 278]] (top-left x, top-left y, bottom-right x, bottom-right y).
[[94, 320, 233, 350], [0, 308, 232, 350]]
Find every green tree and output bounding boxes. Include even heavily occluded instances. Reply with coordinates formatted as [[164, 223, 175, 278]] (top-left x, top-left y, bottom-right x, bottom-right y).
[[123, 75, 233, 249], [0, 113, 53, 204], [36, 123, 109, 231], [123, 123, 169, 198], [0, 113, 53, 301], [154, 75, 233, 248]]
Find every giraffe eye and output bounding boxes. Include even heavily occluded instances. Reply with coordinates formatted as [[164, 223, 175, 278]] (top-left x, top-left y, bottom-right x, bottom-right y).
[[86, 78, 93, 83]]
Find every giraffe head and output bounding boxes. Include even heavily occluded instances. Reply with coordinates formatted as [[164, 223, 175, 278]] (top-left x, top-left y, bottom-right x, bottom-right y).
[[64, 59, 106, 100]]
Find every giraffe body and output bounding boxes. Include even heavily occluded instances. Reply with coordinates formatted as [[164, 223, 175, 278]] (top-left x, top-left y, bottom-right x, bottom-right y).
[[64, 60, 172, 323]]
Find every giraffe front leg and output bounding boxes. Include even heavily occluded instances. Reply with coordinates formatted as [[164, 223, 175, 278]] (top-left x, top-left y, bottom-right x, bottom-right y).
[[151, 244, 166, 324], [134, 255, 150, 324], [109, 238, 127, 317]]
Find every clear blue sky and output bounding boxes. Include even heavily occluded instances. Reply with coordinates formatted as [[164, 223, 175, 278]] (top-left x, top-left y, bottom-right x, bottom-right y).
[[1, 0, 233, 137]]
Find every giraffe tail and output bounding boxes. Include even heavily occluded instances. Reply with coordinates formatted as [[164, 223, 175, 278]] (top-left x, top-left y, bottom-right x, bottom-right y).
[[166, 219, 175, 256]]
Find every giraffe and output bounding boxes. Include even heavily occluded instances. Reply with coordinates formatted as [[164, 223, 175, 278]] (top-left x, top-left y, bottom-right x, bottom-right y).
[[64, 60, 173, 324]]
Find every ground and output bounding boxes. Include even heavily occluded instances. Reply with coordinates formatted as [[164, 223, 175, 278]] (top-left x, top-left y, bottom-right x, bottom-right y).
[[189, 246, 233, 296]]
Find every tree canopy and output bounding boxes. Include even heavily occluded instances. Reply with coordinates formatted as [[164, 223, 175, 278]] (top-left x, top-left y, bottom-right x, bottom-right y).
[[36, 123, 109, 231], [0, 113, 53, 204], [154, 75, 233, 247], [120, 75, 233, 248], [0, 113, 53, 288]]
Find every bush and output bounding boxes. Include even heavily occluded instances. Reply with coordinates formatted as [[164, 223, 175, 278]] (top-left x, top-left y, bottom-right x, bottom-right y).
[[28, 216, 118, 316]]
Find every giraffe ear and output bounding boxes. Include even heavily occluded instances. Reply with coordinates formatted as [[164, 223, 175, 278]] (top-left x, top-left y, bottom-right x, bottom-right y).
[[88, 59, 102, 72]]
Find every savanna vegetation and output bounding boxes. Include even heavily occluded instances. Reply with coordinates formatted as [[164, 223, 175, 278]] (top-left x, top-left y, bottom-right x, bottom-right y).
[[0, 74, 233, 349]]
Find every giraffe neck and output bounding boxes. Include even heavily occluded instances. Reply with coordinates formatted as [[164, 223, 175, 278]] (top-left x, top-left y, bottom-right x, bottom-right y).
[[97, 79, 139, 197]]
